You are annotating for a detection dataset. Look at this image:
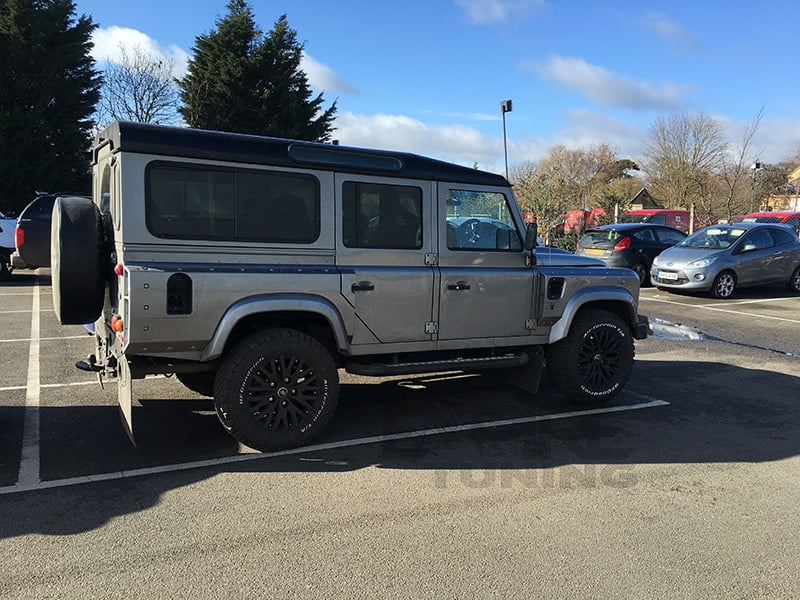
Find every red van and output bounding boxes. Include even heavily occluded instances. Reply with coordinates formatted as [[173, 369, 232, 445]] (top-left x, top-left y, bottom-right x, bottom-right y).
[[734, 211, 800, 235], [626, 209, 715, 233]]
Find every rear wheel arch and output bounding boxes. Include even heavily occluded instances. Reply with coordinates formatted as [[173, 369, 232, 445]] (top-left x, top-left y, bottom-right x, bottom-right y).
[[202, 302, 348, 364], [787, 266, 800, 293]]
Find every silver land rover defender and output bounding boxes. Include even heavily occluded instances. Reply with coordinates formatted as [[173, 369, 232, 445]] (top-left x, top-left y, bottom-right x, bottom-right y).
[[51, 121, 648, 451]]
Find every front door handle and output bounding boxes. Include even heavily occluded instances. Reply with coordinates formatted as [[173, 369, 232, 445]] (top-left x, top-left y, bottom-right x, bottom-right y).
[[447, 281, 471, 291], [351, 281, 375, 292]]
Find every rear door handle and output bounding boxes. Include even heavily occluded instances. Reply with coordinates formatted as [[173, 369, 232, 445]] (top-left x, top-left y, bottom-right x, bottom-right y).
[[447, 281, 471, 291], [351, 281, 375, 292]]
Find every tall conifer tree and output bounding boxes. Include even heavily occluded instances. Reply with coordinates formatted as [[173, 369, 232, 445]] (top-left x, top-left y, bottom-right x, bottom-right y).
[[179, 0, 336, 141], [0, 0, 101, 213]]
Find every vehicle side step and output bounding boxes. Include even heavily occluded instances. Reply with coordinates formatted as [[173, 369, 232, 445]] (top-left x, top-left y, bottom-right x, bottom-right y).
[[345, 351, 530, 377]]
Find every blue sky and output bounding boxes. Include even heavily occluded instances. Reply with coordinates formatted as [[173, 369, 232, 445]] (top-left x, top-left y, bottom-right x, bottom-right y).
[[76, 0, 800, 173]]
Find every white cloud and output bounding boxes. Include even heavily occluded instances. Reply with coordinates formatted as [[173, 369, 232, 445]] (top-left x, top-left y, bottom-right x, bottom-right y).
[[330, 110, 640, 173], [714, 113, 800, 164], [527, 55, 694, 110], [455, 0, 543, 24], [91, 26, 190, 78], [643, 11, 702, 54], [301, 53, 359, 95], [555, 109, 647, 160], [334, 112, 507, 170]]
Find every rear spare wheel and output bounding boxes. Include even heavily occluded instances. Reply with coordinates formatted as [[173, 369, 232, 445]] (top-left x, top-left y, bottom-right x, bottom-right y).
[[51, 196, 108, 324]]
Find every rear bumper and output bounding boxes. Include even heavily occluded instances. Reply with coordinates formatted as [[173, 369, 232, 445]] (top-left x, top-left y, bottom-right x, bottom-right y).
[[10, 251, 28, 269]]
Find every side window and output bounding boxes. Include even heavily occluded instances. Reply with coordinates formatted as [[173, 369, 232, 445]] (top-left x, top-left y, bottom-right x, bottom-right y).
[[146, 163, 319, 243], [655, 227, 686, 245], [647, 215, 666, 225], [744, 229, 775, 250], [342, 181, 422, 249], [446, 189, 521, 251], [632, 228, 656, 243], [770, 228, 796, 246]]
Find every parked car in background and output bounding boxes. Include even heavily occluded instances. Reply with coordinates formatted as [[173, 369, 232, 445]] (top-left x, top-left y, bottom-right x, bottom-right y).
[[576, 223, 687, 286], [733, 211, 800, 235], [11, 192, 90, 270], [625, 209, 716, 233], [651, 223, 800, 299], [0, 210, 16, 281]]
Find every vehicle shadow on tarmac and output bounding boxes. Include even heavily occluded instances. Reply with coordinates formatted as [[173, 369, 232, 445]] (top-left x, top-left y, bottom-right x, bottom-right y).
[[0, 358, 798, 538]]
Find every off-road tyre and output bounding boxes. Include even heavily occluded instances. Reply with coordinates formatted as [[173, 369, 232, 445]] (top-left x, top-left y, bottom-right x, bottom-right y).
[[710, 270, 736, 299], [546, 309, 634, 405], [787, 266, 800, 293], [176, 372, 216, 397], [213, 328, 339, 452], [51, 196, 108, 324], [0, 249, 11, 282]]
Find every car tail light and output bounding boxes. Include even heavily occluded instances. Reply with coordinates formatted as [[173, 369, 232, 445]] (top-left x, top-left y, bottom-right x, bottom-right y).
[[111, 314, 124, 333], [14, 226, 23, 248], [613, 236, 631, 252], [114, 263, 124, 276]]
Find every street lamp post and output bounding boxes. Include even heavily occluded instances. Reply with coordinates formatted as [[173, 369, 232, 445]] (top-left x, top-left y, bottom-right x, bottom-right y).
[[750, 161, 762, 212], [501, 99, 512, 180]]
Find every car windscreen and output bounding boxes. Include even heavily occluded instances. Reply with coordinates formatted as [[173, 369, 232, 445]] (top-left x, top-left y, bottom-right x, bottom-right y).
[[677, 227, 745, 249]]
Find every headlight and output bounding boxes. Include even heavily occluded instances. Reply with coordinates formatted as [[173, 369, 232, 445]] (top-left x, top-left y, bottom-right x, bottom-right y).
[[652, 256, 659, 267], [686, 256, 718, 269]]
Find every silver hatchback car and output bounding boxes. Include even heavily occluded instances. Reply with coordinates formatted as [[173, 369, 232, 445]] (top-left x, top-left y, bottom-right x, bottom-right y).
[[651, 223, 800, 298]]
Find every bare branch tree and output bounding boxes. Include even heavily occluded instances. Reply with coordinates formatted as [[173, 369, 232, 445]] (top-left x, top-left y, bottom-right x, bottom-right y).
[[98, 44, 180, 126], [717, 108, 763, 220], [643, 112, 728, 212]]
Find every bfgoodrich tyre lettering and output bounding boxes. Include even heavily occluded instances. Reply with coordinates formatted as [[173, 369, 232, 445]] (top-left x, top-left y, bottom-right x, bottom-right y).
[[546, 309, 634, 405]]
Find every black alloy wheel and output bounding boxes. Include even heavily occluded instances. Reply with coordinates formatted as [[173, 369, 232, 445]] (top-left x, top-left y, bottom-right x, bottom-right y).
[[213, 328, 339, 451], [546, 309, 635, 405]]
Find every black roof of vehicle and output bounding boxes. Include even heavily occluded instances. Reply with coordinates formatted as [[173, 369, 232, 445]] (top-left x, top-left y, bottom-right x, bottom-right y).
[[586, 223, 685, 232], [95, 121, 510, 187]]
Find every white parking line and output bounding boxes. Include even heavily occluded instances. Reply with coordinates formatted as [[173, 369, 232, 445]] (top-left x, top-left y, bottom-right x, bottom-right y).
[[0, 397, 669, 495], [0, 381, 98, 392], [0, 335, 89, 344], [704, 297, 791, 306], [641, 296, 800, 324], [16, 281, 41, 487], [0, 308, 54, 314]]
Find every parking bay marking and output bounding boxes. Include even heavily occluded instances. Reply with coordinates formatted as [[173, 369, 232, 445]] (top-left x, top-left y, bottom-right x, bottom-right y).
[[641, 296, 800, 325], [0, 397, 669, 495], [16, 280, 41, 487]]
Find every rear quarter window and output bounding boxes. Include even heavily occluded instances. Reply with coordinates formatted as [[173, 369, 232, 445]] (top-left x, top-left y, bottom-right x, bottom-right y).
[[146, 163, 320, 243]]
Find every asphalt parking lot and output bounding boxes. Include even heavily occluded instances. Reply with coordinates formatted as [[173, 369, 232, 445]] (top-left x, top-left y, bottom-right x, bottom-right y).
[[1, 270, 798, 599]]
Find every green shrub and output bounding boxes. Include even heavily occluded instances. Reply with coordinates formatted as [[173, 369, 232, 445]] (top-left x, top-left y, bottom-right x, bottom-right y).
[[549, 233, 579, 253]]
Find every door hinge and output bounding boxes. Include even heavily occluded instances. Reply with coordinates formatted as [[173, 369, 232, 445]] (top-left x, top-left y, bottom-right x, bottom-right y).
[[425, 253, 438, 266], [425, 321, 438, 334], [525, 318, 536, 330]]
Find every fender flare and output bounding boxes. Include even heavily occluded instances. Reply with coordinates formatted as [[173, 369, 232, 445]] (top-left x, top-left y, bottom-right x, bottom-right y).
[[200, 294, 350, 361], [548, 287, 638, 344]]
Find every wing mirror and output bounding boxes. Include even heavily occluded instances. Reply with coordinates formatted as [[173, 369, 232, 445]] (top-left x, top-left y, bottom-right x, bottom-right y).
[[524, 222, 539, 251]]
